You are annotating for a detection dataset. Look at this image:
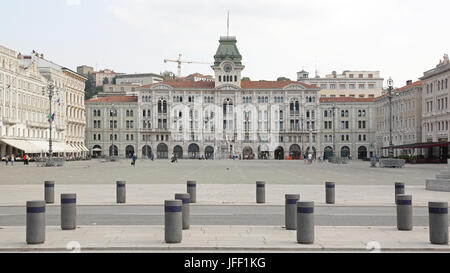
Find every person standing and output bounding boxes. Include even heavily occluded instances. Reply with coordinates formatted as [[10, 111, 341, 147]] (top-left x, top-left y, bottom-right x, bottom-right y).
[[11, 154, 15, 166], [5, 155, 9, 166]]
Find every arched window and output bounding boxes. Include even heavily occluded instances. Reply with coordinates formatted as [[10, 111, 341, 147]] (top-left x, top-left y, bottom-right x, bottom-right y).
[[219, 76, 222, 82]]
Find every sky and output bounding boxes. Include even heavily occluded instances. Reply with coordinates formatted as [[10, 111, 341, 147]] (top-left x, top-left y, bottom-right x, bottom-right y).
[[1, 0, 449, 88]]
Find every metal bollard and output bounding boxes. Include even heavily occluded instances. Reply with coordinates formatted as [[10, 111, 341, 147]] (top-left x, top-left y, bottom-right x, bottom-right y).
[[165, 200, 182, 243], [428, 202, 448, 244], [395, 182, 405, 203], [297, 201, 314, 244], [116, 181, 126, 204], [256, 181, 266, 204], [326, 182, 335, 204], [396, 194, 412, 231], [61, 193, 77, 230], [285, 194, 300, 230], [26, 201, 46, 244], [187, 181, 197, 203], [44, 181, 55, 204], [175, 193, 191, 230]]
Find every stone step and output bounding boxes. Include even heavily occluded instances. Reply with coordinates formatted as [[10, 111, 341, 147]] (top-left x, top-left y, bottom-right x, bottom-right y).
[[426, 178, 450, 192]]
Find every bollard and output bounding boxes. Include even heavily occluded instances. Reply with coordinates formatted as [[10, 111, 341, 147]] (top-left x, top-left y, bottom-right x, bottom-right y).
[[61, 193, 77, 230], [44, 181, 55, 204], [165, 200, 182, 243], [187, 181, 197, 203], [396, 194, 412, 231], [116, 181, 126, 204], [285, 194, 300, 230], [326, 182, 335, 204], [175, 193, 191, 230], [394, 182, 405, 203], [429, 202, 448, 244], [26, 201, 46, 244], [256, 181, 266, 204], [297, 201, 314, 244]]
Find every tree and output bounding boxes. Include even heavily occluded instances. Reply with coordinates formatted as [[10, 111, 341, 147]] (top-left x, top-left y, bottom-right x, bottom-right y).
[[277, 77, 291, 81], [161, 71, 176, 80], [242, 77, 251, 81], [103, 77, 109, 85], [84, 72, 97, 100]]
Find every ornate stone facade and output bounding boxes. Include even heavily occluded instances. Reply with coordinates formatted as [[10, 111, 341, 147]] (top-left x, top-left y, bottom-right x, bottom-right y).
[[86, 36, 378, 160]]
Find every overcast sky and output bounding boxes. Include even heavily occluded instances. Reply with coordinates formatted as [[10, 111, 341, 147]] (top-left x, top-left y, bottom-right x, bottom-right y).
[[1, 0, 449, 88]]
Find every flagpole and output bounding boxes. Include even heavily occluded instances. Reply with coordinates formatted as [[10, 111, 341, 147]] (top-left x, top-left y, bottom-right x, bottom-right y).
[[227, 11, 230, 37], [49, 86, 53, 158]]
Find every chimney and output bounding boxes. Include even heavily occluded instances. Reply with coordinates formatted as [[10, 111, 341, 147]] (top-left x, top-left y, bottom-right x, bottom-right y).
[[406, 80, 412, 86]]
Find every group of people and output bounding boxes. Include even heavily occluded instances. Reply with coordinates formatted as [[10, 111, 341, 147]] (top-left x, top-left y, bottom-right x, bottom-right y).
[[3, 154, 31, 166]]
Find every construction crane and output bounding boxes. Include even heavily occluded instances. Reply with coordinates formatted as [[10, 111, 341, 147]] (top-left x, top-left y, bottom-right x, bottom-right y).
[[164, 54, 212, 77]]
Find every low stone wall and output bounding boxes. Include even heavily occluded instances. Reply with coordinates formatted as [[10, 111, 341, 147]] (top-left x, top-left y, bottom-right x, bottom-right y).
[[379, 158, 405, 168], [426, 162, 450, 192], [328, 157, 348, 164]]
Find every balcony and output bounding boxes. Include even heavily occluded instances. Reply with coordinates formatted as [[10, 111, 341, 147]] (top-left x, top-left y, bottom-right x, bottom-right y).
[[2, 117, 20, 125]]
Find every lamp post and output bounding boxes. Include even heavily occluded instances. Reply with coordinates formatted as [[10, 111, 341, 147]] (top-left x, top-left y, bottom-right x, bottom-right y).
[[386, 77, 395, 158], [42, 80, 60, 159], [332, 103, 337, 158], [110, 104, 117, 158]]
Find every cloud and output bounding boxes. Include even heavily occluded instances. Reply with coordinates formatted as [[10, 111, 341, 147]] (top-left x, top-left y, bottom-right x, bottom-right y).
[[66, 0, 81, 7]]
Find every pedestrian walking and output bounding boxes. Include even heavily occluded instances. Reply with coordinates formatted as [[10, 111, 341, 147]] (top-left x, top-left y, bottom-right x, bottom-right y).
[[5, 155, 9, 166], [131, 153, 137, 167], [151, 153, 154, 161], [308, 153, 312, 164], [11, 154, 15, 166]]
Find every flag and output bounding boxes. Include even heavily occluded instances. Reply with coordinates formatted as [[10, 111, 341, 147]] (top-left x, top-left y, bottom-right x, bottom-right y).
[[57, 98, 61, 106], [51, 113, 55, 121]]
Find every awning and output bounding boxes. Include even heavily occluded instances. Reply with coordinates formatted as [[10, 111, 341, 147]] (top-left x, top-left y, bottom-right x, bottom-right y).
[[67, 144, 80, 153], [29, 141, 49, 153], [80, 145, 89, 152], [29, 141, 68, 153], [0, 139, 41, 153], [92, 147, 102, 152], [382, 142, 450, 150]]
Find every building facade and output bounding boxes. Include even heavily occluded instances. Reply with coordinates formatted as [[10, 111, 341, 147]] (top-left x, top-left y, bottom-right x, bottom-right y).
[[86, 36, 379, 160], [420, 54, 450, 158], [76, 65, 94, 77], [319, 97, 376, 160], [85, 96, 138, 158], [62, 68, 88, 154], [94, 69, 121, 87], [0, 45, 87, 159], [115, 73, 164, 86], [374, 80, 423, 157], [298, 70, 384, 99]]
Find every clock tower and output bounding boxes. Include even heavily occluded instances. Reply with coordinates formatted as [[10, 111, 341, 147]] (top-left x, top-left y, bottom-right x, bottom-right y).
[[212, 36, 245, 89]]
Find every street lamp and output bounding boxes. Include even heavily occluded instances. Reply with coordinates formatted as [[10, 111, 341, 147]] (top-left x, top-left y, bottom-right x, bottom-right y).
[[110, 104, 117, 158], [42, 80, 60, 159], [385, 77, 398, 158]]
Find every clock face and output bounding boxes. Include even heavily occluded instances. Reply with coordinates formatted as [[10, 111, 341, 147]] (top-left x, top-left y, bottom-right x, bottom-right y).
[[223, 64, 233, 73]]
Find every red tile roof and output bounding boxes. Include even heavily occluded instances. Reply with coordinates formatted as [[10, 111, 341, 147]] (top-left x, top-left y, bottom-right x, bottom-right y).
[[140, 80, 316, 89], [86, 96, 138, 103], [320, 97, 375, 103], [396, 80, 422, 92]]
